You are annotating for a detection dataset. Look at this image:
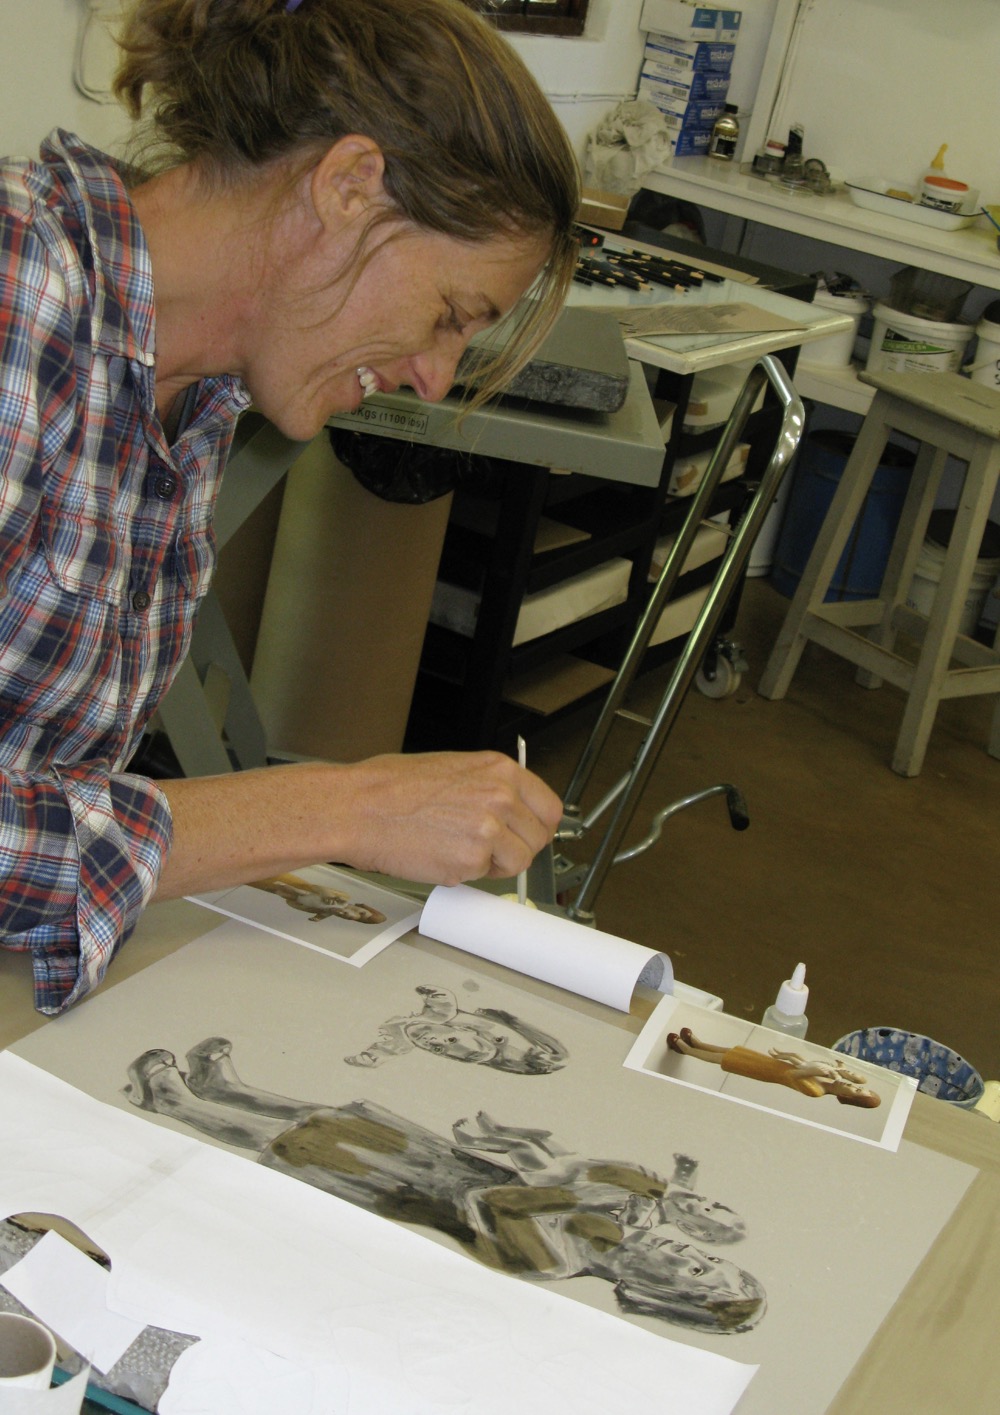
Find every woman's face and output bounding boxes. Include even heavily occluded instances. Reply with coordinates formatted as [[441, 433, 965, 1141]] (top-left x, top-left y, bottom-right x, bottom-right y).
[[244, 220, 548, 441]]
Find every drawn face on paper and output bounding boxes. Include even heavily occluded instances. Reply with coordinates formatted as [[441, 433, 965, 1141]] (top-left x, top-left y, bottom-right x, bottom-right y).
[[617, 1233, 752, 1299], [408, 1022, 499, 1064], [667, 1194, 747, 1245]]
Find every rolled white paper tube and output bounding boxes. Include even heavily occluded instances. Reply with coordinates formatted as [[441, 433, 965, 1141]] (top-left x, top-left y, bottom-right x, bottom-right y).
[[419, 884, 673, 1012]]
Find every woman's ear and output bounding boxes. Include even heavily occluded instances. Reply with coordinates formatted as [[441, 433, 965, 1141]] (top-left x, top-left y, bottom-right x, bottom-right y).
[[310, 135, 386, 232]]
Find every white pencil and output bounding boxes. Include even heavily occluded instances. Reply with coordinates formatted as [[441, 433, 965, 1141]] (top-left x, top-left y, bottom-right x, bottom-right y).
[[516, 735, 528, 906]]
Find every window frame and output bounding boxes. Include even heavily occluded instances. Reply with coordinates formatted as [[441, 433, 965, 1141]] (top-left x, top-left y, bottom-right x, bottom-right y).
[[463, 2, 590, 38]]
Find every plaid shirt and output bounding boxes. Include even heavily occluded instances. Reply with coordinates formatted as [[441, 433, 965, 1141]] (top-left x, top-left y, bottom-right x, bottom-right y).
[[0, 131, 249, 1013]]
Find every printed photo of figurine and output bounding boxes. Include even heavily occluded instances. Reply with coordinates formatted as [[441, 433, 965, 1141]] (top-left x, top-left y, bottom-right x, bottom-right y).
[[190, 864, 421, 963], [626, 1000, 910, 1149], [667, 1029, 882, 1108], [122, 1038, 766, 1338], [251, 872, 387, 924], [345, 984, 568, 1075]]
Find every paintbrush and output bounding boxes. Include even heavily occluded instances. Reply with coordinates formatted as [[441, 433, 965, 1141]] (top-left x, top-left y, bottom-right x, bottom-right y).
[[516, 735, 528, 906]]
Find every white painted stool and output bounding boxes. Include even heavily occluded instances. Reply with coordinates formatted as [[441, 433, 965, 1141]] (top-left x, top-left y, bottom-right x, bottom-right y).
[[758, 369, 1000, 776]]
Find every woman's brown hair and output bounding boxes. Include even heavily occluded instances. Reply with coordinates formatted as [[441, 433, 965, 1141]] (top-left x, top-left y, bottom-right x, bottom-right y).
[[114, 0, 580, 399]]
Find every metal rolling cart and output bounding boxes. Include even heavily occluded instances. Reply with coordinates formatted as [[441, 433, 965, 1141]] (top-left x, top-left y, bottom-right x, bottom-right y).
[[529, 353, 806, 925]]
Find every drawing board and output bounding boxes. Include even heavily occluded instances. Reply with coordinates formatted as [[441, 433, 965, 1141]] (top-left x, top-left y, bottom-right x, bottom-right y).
[[7, 920, 976, 1415]]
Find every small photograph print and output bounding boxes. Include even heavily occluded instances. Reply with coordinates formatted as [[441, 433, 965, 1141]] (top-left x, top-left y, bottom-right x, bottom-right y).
[[189, 866, 421, 964], [625, 998, 916, 1151]]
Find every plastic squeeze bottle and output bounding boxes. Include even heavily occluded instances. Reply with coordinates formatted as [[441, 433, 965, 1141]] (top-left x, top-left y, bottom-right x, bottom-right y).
[[762, 962, 809, 1038]]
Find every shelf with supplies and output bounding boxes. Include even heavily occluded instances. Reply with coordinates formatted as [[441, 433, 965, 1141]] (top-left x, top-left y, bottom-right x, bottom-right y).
[[642, 158, 1000, 293]]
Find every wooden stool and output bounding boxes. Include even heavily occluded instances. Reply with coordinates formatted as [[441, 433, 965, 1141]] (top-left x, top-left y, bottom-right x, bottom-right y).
[[758, 369, 1000, 776]]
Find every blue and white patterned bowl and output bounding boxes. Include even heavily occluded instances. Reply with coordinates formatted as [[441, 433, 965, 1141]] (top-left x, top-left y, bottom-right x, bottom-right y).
[[833, 1027, 985, 1108]]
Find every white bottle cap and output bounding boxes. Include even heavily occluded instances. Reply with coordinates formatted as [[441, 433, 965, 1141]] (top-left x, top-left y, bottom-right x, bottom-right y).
[[775, 962, 808, 1016]]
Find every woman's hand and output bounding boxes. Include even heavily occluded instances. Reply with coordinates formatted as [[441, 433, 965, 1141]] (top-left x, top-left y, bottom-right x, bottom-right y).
[[155, 751, 563, 899], [335, 750, 563, 884]]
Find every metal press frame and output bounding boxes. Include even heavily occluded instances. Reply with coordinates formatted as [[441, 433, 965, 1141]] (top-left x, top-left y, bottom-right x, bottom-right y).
[[539, 354, 805, 923]]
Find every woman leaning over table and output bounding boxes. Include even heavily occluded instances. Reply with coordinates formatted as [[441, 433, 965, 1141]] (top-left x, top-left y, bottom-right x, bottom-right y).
[[0, 0, 579, 1012]]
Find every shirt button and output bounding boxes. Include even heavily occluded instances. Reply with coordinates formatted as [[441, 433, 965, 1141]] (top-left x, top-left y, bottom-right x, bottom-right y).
[[154, 474, 178, 500], [132, 590, 152, 612]]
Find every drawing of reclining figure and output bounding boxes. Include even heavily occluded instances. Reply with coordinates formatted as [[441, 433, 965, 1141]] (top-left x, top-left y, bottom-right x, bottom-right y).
[[345, 985, 568, 1074], [124, 1038, 766, 1335]]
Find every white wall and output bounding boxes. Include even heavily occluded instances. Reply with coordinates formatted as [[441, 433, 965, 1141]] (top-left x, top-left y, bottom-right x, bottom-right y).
[[766, 0, 1000, 201], [1, 0, 130, 156], [1, 1, 777, 180], [506, 0, 646, 158]]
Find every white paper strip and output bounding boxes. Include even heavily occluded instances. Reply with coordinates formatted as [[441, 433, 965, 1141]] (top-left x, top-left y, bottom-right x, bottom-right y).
[[3, 1231, 145, 1374], [0, 1367, 90, 1413], [420, 884, 673, 1011]]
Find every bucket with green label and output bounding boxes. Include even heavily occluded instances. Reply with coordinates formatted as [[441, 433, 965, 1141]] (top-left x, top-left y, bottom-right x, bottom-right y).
[[865, 302, 971, 375]]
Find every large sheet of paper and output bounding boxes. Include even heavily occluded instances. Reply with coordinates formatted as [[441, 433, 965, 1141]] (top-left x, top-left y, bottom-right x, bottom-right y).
[[6, 922, 976, 1415], [0, 1054, 752, 1415]]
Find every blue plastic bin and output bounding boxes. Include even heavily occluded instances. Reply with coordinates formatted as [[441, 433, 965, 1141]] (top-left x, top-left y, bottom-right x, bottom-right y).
[[772, 430, 914, 601]]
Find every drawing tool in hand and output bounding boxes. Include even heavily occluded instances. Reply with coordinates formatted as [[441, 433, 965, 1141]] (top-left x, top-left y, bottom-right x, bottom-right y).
[[517, 735, 528, 907]]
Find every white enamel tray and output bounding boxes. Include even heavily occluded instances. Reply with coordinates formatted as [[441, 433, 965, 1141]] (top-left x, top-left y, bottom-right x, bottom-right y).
[[846, 177, 977, 231]]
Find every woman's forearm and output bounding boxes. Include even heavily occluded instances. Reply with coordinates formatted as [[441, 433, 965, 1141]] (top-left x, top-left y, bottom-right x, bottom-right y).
[[154, 751, 563, 899]]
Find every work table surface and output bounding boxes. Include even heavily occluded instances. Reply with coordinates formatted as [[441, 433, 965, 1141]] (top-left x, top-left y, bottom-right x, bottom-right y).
[[2, 898, 999, 1415]]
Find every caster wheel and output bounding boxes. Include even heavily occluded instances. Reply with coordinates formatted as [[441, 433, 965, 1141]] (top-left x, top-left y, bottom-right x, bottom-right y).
[[695, 657, 741, 698]]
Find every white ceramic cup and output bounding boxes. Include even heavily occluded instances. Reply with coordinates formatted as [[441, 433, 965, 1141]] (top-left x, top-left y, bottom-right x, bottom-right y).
[[0, 1313, 57, 1390]]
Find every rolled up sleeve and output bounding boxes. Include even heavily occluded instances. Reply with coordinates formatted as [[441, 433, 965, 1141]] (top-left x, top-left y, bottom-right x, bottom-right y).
[[0, 764, 172, 1013]]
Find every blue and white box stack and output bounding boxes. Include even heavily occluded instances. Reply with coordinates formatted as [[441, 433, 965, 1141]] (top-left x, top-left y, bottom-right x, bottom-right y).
[[637, 2, 741, 158]]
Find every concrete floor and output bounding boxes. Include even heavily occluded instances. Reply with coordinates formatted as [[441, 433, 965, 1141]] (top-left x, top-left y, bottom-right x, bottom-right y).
[[528, 577, 1000, 1084]]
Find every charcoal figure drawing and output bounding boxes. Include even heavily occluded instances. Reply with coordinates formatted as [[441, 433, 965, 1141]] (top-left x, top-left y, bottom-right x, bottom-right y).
[[123, 1037, 766, 1335], [345, 984, 568, 1074]]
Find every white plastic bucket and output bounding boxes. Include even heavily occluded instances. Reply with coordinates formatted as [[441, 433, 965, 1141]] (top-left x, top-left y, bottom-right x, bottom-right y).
[[906, 538, 1000, 637], [866, 303, 971, 376], [968, 316, 1000, 389], [798, 289, 868, 368]]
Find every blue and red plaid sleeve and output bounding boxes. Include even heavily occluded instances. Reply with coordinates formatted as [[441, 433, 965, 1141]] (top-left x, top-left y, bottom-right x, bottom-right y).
[[0, 135, 244, 1014], [1, 766, 173, 1013]]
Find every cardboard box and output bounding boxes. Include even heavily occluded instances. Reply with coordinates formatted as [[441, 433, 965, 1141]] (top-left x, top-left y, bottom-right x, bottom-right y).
[[649, 521, 730, 579], [670, 128, 713, 157], [644, 36, 735, 71], [718, 8, 742, 41], [641, 58, 731, 100], [666, 442, 749, 498], [639, 0, 720, 41], [649, 584, 709, 646], [578, 187, 629, 232], [639, 82, 723, 129]]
